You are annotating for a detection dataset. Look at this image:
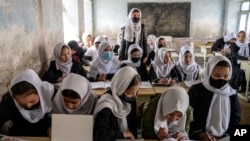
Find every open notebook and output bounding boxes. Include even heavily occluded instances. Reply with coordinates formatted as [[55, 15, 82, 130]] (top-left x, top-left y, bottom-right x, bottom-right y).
[[90, 81, 152, 89], [51, 114, 93, 141], [0, 134, 26, 141]]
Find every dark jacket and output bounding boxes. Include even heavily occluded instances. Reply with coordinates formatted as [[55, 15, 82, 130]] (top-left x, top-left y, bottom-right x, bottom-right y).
[[229, 43, 250, 61], [120, 63, 149, 81], [171, 64, 199, 82], [0, 91, 56, 136], [42, 60, 87, 83], [146, 50, 155, 66], [141, 94, 193, 139], [211, 38, 225, 52], [68, 40, 87, 65], [119, 24, 148, 61], [188, 83, 241, 140], [149, 65, 177, 83], [93, 91, 137, 141]]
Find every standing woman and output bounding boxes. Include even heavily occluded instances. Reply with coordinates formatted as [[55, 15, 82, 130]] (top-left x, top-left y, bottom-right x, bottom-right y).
[[119, 8, 148, 64], [93, 66, 141, 141]]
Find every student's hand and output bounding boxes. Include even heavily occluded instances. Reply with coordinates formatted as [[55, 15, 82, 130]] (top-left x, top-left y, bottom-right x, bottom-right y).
[[199, 132, 217, 141], [157, 127, 168, 140], [172, 132, 187, 141], [170, 79, 177, 85], [122, 130, 135, 139], [158, 78, 168, 84], [143, 57, 148, 64], [98, 74, 106, 81], [57, 77, 64, 82]]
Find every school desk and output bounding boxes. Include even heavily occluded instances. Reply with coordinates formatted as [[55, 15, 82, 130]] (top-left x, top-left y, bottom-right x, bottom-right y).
[[213, 51, 223, 56], [199, 45, 212, 68], [15, 137, 158, 141], [153, 82, 189, 94], [239, 60, 250, 102]]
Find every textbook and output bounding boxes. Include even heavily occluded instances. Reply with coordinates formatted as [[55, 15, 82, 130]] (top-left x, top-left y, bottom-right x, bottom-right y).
[[90, 81, 111, 89], [0, 134, 26, 141], [140, 81, 153, 88]]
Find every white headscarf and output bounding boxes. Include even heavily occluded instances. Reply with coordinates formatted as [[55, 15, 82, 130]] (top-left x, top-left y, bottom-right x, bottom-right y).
[[155, 37, 166, 49], [148, 35, 157, 51], [124, 8, 142, 45], [117, 32, 123, 46], [121, 44, 142, 69], [94, 66, 140, 131], [82, 32, 92, 48], [178, 46, 198, 81], [53, 73, 97, 114], [91, 41, 120, 75], [154, 87, 189, 137], [54, 43, 73, 77], [223, 32, 236, 48], [201, 55, 236, 137], [85, 36, 105, 58], [236, 40, 249, 57], [9, 69, 54, 123], [151, 48, 175, 78]]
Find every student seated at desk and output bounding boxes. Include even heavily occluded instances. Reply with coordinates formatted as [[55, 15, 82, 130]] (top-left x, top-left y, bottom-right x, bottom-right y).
[[149, 48, 177, 85], [141, 87, 190, 140], [93, 66, 140, 141], [88, 41, 120, 82], [188, 56, 241, 140], [172, 46, 199, 82], [84, 36, 105, 62], [67, 40, 86, 65], [121, 44, 148, 81], [0, 69, 55, 136], [53, 73, 97, 115], [211, 32, 236, 52], [42, 43, 87, 83]]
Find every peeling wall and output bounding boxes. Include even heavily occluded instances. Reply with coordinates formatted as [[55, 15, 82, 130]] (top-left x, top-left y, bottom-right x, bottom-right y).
[[93, 0, 226, 39], [0, 0, 63, 96]]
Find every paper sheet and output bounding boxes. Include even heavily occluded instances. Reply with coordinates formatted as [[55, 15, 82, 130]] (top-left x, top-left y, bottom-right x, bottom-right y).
[[140, 81, 153, 88], [90, 81, 111, 89]]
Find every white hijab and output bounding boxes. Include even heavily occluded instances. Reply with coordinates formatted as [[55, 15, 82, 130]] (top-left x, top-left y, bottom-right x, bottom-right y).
[[92, 41, 120, 75], [9, 69, 54, 123], [54, 43, 73, 77], [154, 87, 189, 136], [121, 44, 142, 69], [82, 32, 92, 48], [94, 66, 140, 131], [124, 8, 142, 45], [53, 73, 97, 114], [151, 48, 175, 78], [178, 46, 198, 81], [236, 40, 249, 57], [223, 32, 236, 48], [148, 35, 157, 51], [201, 55, 236, 137]]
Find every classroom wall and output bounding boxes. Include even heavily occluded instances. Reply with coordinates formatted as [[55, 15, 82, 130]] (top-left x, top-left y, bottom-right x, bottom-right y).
[[0, 0, 63, 96], [93, 0, 226, 39]]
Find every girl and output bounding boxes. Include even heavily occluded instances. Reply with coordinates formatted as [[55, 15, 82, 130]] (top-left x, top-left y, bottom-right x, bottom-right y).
[[149, 48, 176, 85], [43, 43, 87, 83], [81, 32, 92, 49], [188, 56, 241, 140], [53, 73, 97, 115], [121, 44, 148, 81], [146, 35, 156, 65], [88, 41, 120, 82], [84, 36, 105, 62], [119, 8, 148, 64], [155, 87, 189, 141], [93, 66, 140, 141], [172, 46, 199, 82], [212, 32, 236, 52], [0, 69, 55, 136], [67, 40, 86, 65]]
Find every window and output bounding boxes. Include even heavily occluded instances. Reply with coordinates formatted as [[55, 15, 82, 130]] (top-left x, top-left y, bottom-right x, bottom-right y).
[[239, 1, 250, 36]]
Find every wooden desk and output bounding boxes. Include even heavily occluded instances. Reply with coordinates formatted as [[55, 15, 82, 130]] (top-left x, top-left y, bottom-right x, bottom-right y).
[[213, 51, 223, 56], [239, 60, 250, 102], [153, 82, 190, 94], [199, 45, 212, 68], [14, 137, 50, 141], [93, 88, 155, 97]]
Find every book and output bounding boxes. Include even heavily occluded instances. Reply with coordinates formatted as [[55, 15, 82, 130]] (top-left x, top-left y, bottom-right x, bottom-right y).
[[140, 81, 153, 88], [0, 134, 26, 141], [90, 81, 111, 89]]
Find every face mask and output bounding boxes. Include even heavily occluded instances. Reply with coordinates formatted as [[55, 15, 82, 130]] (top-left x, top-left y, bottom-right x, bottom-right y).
[[22, 102, 40, 110], [209, 77, 228, 89], [131, 57, 140, 63], [102, 51, 113, 61], [132, 17, 140, 23], [119, 94, 137, 104]]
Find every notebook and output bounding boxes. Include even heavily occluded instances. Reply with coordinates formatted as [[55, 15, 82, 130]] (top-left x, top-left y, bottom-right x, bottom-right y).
[[51, 114, 93, 141], [0, 134, 26, 141], [140, 81, 153, 88], [90, 81, 111, 89]]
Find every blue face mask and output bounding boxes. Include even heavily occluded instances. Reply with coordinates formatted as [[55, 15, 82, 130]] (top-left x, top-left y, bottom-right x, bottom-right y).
[[102, 51, 113, 61]]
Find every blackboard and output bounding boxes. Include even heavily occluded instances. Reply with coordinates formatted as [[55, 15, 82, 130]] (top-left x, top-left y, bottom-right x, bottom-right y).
[[128, 3, 191, 37]]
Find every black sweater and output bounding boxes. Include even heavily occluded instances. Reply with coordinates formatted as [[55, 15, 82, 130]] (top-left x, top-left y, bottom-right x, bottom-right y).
[[120, 63, 148, 81], [149, 65, 177, 83], [211, 38, 225, 52], [119, 24, 148, 61], [0, 93, 55, 136], [188, 83, 241, 140], [42, 60, 87, 83], [93, 91, 137, 141]]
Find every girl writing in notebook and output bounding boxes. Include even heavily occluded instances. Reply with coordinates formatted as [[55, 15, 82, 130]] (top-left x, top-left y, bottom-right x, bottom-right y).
[[0, 69, 55, 136], [93, 66, 140, 141], [188, 56, 241, 140]]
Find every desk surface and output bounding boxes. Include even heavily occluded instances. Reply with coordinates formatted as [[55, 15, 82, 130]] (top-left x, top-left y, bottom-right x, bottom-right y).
[[199, 45, 212, 48], [93, 88, 156, 96], [16, 137, 157, 141], [153, 82, 189, 94]]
